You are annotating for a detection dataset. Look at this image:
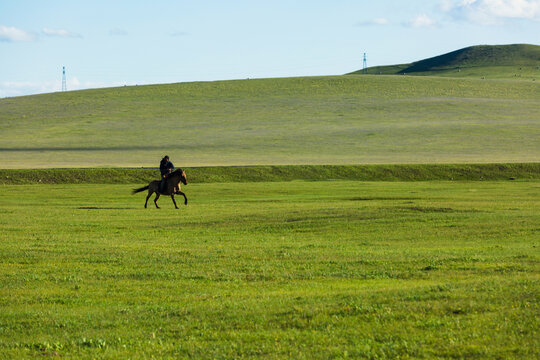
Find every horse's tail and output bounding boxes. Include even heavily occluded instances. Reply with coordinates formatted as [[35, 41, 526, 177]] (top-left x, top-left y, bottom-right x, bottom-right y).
[[132, 185, 149, 194]]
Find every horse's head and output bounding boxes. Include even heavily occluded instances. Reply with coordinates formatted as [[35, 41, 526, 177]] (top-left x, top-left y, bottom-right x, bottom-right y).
[[180, 169, 187, 185], [170, 169, 187, 185]]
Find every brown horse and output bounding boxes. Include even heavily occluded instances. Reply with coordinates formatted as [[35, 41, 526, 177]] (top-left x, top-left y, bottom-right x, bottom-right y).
[[132, 169, 188, 209]]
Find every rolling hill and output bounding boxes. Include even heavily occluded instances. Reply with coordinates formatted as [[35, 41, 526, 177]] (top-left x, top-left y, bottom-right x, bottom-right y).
[[348, 44, 540, 80], [1, 74, 538, 168]]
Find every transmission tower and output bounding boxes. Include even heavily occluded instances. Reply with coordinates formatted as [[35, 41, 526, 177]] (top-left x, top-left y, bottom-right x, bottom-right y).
[[362, 53, 367, 74], [62, 66, 67, 92]]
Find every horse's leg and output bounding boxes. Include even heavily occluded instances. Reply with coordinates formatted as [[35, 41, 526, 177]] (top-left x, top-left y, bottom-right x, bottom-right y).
[[177, 191, 188, 205], [171, 194, 179, 209], [144, 189, 153, 208], [172, 184, 178, 194], [154, 193, 161, 209]]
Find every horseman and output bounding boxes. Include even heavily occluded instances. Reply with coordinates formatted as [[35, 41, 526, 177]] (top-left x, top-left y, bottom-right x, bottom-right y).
[[159, 155, 176, 193], [133, 157, 188, 209]]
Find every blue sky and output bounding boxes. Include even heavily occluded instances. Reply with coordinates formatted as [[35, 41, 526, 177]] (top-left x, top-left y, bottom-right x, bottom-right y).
[[1, 0, 539, 97]]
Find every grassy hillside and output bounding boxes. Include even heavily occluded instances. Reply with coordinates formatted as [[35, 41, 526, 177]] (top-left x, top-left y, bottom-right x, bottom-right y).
[[349, 44, 540, 80], [1, 75, 539, 168], [1, 164, 539, 184]]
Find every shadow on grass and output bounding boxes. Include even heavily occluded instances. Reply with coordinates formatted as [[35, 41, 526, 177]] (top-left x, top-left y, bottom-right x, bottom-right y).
[[78, 207, 133, 210], [0, 145, 168, 152], [347, 197, 421, 201]]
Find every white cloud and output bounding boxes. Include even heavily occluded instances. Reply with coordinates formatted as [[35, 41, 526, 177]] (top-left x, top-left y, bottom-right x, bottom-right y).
[[0, 78, 129, 98], [0, 25, 83, 42], [373, 18, 390, 25], [356, 18, 390, 26], [441, 0, 540, 24], [42, 28, 82, 38], [407, 14, 437, 27], [440, 0, 456, 12], [0, 25, 37, 42], [0, 80, 57, 98]]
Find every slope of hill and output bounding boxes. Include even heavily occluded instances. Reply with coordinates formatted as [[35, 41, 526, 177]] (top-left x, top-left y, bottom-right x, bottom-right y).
[[0, 75, 539, 168], [349, 44, 540, 80]]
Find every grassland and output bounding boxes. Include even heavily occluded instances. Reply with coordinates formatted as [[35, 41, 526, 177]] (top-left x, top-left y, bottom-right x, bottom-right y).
[[1, 75, 539, 168], [1, 43, 539, 359], [0, 180, 538, 359], [1, 163, 540, 184], [350, 44, 540, 81], [360, 65, 540, 81]]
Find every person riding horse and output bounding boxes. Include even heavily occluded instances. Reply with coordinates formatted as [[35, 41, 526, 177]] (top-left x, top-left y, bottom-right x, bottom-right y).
[[133, 166, 188, 209], [159, 155, 176, 193]]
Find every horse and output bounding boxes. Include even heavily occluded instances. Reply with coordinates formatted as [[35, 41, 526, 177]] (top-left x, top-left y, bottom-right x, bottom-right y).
[[132, 169, 188, 209]]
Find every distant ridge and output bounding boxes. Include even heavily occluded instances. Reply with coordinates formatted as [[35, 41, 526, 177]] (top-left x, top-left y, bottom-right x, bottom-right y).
[[1, 69, 539, 168], [349, 44, 540, 79]]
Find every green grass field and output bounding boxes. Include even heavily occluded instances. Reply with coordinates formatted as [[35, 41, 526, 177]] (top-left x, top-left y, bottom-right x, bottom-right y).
[[351, 44, 540, 81], [1, 180, 538, 359], [1, 75, 539, 168], [1, 163, 539, 184], [1, 44, 539, 359], [359, 65, 540, 81]]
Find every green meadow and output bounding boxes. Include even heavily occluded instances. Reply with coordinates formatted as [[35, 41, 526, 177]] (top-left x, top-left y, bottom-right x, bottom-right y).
[[353, 44, 540, 81], [0, 180, 538, 359], [1, 75, 539, 168], [363, 65, 540, 81], [1, 163, 540, 184], [1, 44, 539, 358]]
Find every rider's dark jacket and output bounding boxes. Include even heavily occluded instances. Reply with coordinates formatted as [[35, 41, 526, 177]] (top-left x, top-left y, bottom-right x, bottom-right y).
[[160, 159, 175, 177]]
